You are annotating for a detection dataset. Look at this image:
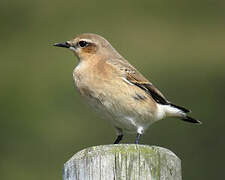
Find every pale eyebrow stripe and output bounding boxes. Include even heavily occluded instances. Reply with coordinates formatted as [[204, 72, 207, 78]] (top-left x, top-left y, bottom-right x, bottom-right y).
[[79, 39, 93, 44]]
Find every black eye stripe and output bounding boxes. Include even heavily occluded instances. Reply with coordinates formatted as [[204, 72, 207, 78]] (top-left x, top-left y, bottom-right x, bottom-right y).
[[78, 41, 88, 47]]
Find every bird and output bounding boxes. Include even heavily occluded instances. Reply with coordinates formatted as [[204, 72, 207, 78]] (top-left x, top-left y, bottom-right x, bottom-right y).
[[54, 33, 201, 144]]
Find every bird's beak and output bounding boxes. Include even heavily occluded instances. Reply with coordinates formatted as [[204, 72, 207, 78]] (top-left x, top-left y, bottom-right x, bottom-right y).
[[53, 42, 71, 48]]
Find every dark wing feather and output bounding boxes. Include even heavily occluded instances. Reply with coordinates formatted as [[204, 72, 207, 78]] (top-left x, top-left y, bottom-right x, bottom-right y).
[[132, 82, 168, 104], [126, 74, 169, 105]]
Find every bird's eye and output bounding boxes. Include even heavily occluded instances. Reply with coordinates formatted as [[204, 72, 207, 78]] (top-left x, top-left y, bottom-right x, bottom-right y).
[[78, 41, 88, 47]]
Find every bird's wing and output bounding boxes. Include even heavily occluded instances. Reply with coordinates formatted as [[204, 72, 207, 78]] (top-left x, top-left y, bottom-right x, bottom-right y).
[[106, 58, 169, 105]]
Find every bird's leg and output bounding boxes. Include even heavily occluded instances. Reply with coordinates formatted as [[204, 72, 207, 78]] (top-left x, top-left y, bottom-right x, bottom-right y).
[[135, 127, 144, 144], [113, 127, 123, 144], [135, 133, 142, 144], [114, 135, 123, 144]]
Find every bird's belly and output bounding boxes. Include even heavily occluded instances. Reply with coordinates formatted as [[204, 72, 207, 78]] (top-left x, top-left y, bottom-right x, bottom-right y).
[[83, 97, 153, 133], [76, 85, 158, 133]]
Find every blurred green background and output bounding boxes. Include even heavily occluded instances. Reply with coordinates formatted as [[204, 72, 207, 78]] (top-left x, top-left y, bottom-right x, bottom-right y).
[[1, 0, 225, 179]]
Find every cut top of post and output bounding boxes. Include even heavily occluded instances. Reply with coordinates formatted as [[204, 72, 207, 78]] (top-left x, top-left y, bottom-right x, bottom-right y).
[[63, 144, 182, 180]]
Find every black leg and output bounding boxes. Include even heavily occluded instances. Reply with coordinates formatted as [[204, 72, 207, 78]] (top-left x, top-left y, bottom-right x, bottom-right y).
[[114, 135, 123, 144], [135, 133, 142, 144]]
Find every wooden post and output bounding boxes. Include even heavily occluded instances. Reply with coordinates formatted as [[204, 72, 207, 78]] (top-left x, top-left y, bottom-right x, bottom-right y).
[[63, 144, 182, 180]]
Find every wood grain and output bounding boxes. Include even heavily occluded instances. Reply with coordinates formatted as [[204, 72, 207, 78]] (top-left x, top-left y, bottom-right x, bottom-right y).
[[63, 144, 182, 180]]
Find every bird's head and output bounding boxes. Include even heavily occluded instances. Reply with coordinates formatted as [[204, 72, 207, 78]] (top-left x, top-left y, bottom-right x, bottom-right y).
[[54, 33, 122, 61]]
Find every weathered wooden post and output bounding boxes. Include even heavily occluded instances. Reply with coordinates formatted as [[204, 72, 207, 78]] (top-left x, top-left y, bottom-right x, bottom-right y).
[[63, 144, 182, 180]]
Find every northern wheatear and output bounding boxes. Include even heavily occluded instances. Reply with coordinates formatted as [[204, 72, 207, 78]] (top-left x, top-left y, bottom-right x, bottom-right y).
[[54, 33, 201, 144]]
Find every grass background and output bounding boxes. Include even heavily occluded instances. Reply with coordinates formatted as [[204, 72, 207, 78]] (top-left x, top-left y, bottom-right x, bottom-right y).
[[0, 0, 225, 179]]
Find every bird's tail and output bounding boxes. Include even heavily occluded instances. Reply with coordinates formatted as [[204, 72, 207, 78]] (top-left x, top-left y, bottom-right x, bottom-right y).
[[181, 115, 202, 124], [159, 103, 202, 124]]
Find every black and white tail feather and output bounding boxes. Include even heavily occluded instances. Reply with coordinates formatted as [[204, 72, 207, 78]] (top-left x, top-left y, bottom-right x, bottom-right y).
[[167, 103, 201, 124]]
